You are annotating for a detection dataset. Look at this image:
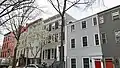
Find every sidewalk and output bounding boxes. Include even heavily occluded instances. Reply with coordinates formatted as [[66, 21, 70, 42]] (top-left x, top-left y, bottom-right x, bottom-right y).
[[8, 66, 24, 68]]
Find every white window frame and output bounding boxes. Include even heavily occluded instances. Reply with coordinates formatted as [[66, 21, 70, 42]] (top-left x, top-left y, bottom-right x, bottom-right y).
[[70, 57, 77, 68], [71, 24, 75, 32], [82, 57, 90, 68], [52, 23, 55, 30], [99, 16, 104, 24], [112, 10, 120, 20], [94, 34, 99, 45], [45, 49, 48, 59], [92, 17, 97, 26], [82, 36, 88, 47], [101, 32, 107, 44], [82, 21, 87, 29], [114, 30, 120, 43], [50, 48, 55, 59], [70, 38, 75, 48]]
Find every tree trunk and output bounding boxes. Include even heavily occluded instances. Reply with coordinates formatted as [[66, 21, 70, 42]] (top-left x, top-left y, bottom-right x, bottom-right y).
[[60, 15, 65, 62], [12, 41, 19, 68]]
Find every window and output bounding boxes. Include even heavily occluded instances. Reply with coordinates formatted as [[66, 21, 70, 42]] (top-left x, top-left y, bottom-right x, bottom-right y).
[[112, 11, 120, 20], [71, 25, 75, 32], [93, 17, 97, 25], [55, 33, 58, 42], [52, 23, 55, 30], [83, 58, 89, 68], [59, 32, 61, 40], [45, 50, 48, 59], [95, 34, 99, 45], [71, 39, 75, 48], [101, 33, 107, 44], [115, 30, 120, 43], [82, 21, 86, 29], [99, 16, 104, 24], [52, 34, 55, 42], [48, 35, 51, 43], [82, 36, 88, 47], [51, 49, 54, 59], [55, 21, 59, 29], [48, 24, 52, 31], [71, 58, 76, 68]]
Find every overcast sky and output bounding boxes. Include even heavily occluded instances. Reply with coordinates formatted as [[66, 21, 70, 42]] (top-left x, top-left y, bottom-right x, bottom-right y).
[[0, 0, 120, 46]]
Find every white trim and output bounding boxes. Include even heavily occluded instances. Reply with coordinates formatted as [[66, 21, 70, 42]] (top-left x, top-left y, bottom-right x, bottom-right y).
[[111, 10, 120, 20], [81, 35, 89, 47], [71, 24, 75, 32], [101, 32, 107, 44], [92, 17, 98, 26], [94, 33, 100, 46], [114, 30, 120, 43], [82, 57, 90, 68], [70, 38, 76, 49], [81, 20, 87, 29], [70, 57, 77, 68], [99, 16, 104, 24]]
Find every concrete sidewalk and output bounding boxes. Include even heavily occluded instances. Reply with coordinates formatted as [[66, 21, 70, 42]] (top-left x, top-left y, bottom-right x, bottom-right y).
[[8, 66, 24, 68]]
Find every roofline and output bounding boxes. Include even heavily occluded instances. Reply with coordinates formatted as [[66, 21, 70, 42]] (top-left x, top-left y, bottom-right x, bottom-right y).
[[98, 5, 120, 14], [67, 5, 120, 25], [27, 18, 43, 27]]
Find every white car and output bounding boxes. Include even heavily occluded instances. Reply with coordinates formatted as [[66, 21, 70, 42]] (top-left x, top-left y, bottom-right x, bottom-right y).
[[24, 64, 43, 68]]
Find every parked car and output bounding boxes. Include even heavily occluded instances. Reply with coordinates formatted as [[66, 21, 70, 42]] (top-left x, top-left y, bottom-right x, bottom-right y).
[[0, 58, 9, 68], [24, 64, 43, 68]]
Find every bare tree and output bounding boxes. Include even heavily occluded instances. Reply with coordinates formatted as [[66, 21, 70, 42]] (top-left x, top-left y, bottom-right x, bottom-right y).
[[0, 0, 35, 26], [47, 0, 102, 67], [1, 0, 42, 68]]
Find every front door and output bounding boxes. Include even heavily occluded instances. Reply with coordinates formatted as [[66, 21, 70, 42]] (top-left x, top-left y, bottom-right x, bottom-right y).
[[106, 59, 114, 68], [95, 59, 101, 68]]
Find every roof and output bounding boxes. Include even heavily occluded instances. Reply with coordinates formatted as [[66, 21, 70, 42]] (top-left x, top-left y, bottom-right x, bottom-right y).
[[98, 5, 120, 14], [27, 18, 43, 27]]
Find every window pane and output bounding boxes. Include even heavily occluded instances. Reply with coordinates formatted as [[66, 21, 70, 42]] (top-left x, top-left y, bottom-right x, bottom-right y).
[[83, 36, 87, 47], [95, 34, 99, 45], [55, 21, 59, 29], [112, 11, 120, 20], [71, 58, 76, 68], [93, 17, 97, 25], [101, 33, 107, 44], [82, 21, 86, 28], [83, 58, 89, 68], [71, 39, 75, 48], [71, 25, 75, 32], [99, 16, 104, 24]]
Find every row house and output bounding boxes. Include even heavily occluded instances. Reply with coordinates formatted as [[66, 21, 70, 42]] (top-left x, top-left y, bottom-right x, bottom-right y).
[[1, 25, 27, 65], [1, 32, 16, 58], [66, 5, 120, 68], [42, 13, 76, 66], [16, 18, 44, 66], [16, 13, 76, 66]]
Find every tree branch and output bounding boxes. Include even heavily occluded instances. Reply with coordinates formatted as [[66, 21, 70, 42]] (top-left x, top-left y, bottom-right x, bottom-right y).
[[65, 0, 81, 12]]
